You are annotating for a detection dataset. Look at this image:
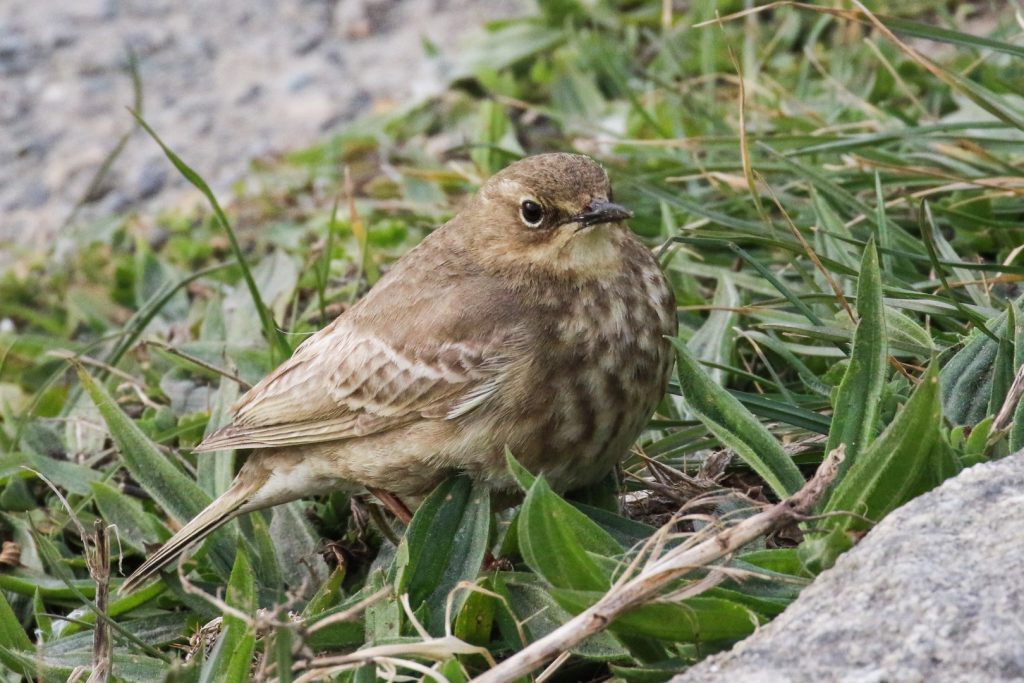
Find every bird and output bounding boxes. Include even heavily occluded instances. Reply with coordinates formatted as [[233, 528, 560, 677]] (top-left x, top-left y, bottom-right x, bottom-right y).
[[120, 152, 677, 593]]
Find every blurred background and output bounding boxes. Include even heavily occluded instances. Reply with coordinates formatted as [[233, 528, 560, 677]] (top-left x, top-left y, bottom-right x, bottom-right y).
[[0, 0, 522, 264]]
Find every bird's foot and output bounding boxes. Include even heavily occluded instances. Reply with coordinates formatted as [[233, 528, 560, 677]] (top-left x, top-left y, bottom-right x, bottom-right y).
[[366, 487, 413, 525]]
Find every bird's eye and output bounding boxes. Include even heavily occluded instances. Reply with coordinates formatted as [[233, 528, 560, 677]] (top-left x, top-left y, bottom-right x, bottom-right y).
[[519, 199, 545, 227]]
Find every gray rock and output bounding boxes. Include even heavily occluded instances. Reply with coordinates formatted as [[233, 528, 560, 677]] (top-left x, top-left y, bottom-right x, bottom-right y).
[[0, 0, 526, 266], [673, 452, 1024, 683]]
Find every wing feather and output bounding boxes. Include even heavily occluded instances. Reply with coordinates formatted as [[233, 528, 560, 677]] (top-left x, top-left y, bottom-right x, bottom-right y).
[[194, 261, 524, 453]]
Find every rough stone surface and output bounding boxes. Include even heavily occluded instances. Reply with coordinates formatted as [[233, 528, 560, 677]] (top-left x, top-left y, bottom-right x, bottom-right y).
[[0, 0, 521, 260], [673, 452, 1024, 683]]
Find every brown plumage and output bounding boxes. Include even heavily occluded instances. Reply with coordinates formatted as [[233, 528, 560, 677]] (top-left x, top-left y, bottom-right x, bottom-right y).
[[121, 153, 677, 593]]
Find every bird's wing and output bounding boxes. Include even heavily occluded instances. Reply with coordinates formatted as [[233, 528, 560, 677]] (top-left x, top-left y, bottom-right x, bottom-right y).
[[195, 270, 524, 452]]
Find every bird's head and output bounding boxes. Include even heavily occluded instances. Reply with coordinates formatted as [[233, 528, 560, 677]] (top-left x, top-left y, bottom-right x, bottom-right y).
[[456, 153, 634, 278]]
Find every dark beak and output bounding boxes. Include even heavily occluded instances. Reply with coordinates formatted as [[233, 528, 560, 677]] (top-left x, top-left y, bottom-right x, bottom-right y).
[[574, 199, 632, 231]]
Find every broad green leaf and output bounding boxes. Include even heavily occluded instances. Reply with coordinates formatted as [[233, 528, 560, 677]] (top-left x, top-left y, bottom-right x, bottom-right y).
[[495, 573, 628, 660], [200, 548, 256, 683], [686, 276, 738, 386], [54, 581, 167, 638], [224, 631, 257, 682], [571, 502, 657, 548], [3, 647, 170, 682], [437, 658, 470, 683], [518, 476, 622, 591], [610, 660, 690, 683], [552, 589, 758, 643], [453, 577, 497, 646], [395, 476, 490, 634], [364, 570, 401, 642], [270, 502, 329, 593], [33, 588, 52, 642], [825, 239, 887, 475], [42, 613, 190, 655], [940, 304, 1017, 425], [304, 586, 372, 651], [0, 590, 32, 676], [798, 528, 855, 575], [1, 450, 101, 497], [504, 447, 536, 491], [1011, 399, 1024, 453], [302, 565, 346, 619], [243, 510, 282, 591], [0, 572, 98, 600], [197, 377, 239, 500], [727, 390, 832, 435], [76, 366, 236, 576], [825, 362, 960, 535], [737, 548, 806, 576], [471, 99, 519, 176], [92, 480, 167, 554], [881, 307, 935, 356], [671, 338, 805, 497], [961, 416, 995, 466]]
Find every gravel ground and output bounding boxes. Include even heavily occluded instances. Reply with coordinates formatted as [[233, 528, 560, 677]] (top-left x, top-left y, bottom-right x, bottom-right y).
[[0, 0, 521, 264]]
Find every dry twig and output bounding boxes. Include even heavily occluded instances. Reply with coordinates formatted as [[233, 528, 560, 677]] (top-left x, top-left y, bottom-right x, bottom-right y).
[[994, 363, 1024, 434], [470, 447, 845, 683], [86, 520, 112, 683]]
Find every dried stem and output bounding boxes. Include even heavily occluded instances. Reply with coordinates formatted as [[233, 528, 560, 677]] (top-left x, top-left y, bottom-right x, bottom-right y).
[[994, 362, 1024, 433], [86, 520, 112, 683], [142, 339, 253, 390], [470, 447, 845, 683]]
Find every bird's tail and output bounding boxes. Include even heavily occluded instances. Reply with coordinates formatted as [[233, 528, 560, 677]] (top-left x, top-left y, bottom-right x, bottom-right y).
[[119, 478, 257, 594]]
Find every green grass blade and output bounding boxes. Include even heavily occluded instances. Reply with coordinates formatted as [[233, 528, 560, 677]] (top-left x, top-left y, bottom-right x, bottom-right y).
[[919, 203, 998, 341], [728, 390, 831, 435], [129, 110, 292, 363]]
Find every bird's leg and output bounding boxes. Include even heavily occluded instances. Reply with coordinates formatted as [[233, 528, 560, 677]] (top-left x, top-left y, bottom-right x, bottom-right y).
[[366, 487, 413, 525]]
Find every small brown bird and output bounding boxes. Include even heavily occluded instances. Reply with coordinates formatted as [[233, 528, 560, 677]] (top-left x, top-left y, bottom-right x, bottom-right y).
[[122, 153, 676, 592]]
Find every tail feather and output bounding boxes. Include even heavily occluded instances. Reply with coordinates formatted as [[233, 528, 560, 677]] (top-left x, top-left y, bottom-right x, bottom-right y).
[[119, 483, 253, 594]]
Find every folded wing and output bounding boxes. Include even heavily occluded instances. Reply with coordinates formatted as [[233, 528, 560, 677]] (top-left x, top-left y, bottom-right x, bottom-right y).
[[195, 270, 523, 453]]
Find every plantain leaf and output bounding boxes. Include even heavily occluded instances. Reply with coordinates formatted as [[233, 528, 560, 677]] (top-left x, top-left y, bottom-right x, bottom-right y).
[[453, 577, 497, 646], [518, 475, 622, 592], [671, 338, 805, 498], [940, 303, 1019, 425], [395, 476, 490, 635], [686, 276, 738, 386], [270, 502, 330, 592], [825, 362, 960, 535], [76, 366, 236, 576], [495, 573, 629, 660], [92, 480, 167, 554], [551, 589, 758, 644], [988, 303, 1016, 418], [825, 239, 887, 476], [0, 590, 33, 676], [504, 447, 537, 491]]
